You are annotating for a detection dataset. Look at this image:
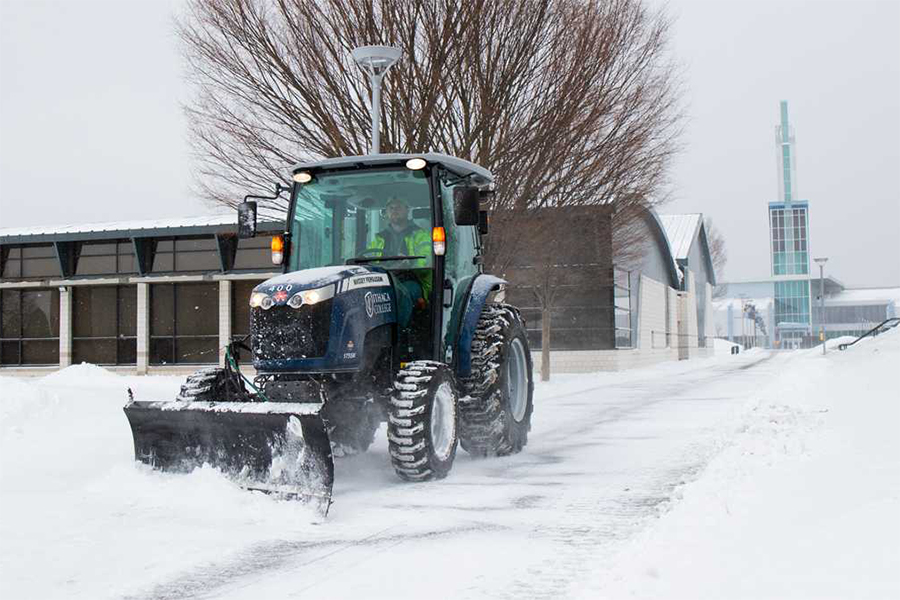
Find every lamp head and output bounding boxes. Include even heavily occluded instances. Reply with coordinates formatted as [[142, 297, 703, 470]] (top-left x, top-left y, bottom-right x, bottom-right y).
[[351, 45, 401, 77]]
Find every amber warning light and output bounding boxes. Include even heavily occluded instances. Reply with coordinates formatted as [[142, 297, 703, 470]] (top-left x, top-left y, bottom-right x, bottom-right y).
[[432, 227, 446, 256], [271, 235, 284, 265]]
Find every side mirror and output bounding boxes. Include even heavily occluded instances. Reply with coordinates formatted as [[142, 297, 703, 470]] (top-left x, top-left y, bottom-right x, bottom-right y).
[[453, 187, 480, 226], [237, 201, 258, 239], [478, 210, 489, 236]]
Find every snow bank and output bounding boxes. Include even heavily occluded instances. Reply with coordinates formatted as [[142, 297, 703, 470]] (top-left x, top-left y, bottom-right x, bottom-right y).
[[713, 337, 743, 355], [580, 328, 900, 599], [0, 368, 326, 600]]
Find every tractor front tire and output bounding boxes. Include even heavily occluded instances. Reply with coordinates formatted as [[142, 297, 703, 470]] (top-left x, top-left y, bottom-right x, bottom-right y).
[[388, 361, 459, 481], [460, 304, 534, 457]]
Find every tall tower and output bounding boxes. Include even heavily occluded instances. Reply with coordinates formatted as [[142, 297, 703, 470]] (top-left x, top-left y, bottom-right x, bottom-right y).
[[776, 100, 798, 203], [768, 101, 812, 347]]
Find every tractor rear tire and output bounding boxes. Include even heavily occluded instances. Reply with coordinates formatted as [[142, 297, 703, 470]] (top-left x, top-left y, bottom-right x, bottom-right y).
[[459, 304, 534, 457], [388, 361, 459, 481]]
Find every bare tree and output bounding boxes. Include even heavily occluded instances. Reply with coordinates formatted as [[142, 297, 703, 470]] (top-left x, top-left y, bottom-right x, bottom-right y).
[[179, 0, 682, 378], [705, 216, 727, 297], [179, 0, 681, 217]]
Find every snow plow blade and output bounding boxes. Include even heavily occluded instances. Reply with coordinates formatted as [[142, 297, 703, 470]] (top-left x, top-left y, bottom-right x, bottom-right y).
[[124, 400, 334, 515]]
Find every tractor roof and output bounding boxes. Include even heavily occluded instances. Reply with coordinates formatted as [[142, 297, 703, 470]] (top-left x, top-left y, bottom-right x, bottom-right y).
[[290, 153, 493, 185]]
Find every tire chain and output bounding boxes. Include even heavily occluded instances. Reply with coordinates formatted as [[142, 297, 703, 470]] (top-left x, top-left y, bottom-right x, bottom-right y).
[[387, 360, 443, 481], [458, 303, 523, 456]]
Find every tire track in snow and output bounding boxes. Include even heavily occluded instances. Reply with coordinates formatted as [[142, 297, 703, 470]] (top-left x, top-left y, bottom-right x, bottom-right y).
[[494, 353, 780, 599], [123, 522, 507, 600]]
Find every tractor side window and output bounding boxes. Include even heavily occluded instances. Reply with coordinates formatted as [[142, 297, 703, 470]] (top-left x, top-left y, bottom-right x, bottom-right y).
[[439, 175, 480, 357], [291, 195, 334, 270]]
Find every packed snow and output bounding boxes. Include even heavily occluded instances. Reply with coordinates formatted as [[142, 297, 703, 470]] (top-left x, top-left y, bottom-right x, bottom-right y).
[[1, 332, 898, 599]]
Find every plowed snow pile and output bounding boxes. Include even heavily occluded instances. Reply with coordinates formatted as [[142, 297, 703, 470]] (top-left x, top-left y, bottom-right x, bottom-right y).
[[578, 331, 900, 599]]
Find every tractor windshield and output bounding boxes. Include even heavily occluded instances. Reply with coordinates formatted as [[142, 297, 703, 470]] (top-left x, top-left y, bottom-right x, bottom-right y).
[[288, 168, 434, 271]]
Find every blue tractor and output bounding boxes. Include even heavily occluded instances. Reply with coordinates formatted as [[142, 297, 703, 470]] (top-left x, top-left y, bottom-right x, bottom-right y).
[[124, 153, 535, 513]]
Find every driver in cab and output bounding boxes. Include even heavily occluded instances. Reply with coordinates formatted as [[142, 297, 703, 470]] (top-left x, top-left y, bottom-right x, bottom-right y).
[[370, 196, 430, 263], [368, 196, 432, 327]]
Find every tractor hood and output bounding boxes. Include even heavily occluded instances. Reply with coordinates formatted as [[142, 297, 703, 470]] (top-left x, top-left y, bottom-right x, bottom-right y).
[[250, 264, 397, 374], [253, 266, 390, 301]]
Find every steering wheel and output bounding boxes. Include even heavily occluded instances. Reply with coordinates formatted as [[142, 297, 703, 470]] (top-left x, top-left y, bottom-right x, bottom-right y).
[[356, 248, 387, 258]]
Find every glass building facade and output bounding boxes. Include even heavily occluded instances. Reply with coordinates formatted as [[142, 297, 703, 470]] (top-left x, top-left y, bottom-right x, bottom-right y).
[[769, 102, 812, 344], [774, 280, 811, 328], [769, 202, 809, 276]]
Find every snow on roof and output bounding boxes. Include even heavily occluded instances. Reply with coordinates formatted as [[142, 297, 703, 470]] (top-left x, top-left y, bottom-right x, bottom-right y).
[[826, 287, 900, 306], [0, 214, 283, 241], [657, 214, 702, 261], [290, 153, 494, 184]]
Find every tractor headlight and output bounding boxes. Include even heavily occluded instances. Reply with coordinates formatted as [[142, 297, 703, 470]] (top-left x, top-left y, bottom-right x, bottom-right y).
[[287, 284, 335, 309], [287, 293, 304, 309], [249, 292, 267, 308]]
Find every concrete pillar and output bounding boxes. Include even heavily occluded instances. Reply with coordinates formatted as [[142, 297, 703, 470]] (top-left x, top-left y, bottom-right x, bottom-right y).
[[677, 291, 689, 360], [727, 303, 734, 341], [136, 283, 150, 375], [59, 286, 72, 368], [218, 279, 232, 368]]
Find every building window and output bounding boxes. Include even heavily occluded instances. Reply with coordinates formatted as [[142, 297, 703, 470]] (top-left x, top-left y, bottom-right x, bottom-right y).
[[152, 238, 222, 273], [233, 237, 274, 271], [150, 282, 218, 364], [614, 269, 632, 348], [0, 245, 60, 280], [774, 280, 811, 329], [0, 288, 60, 365], [770, 207, 809, 276], [72, 285, 137, 365], [75, 242, 137, 276], [231, 279, 266, 361], [813, 304, 888, 327]]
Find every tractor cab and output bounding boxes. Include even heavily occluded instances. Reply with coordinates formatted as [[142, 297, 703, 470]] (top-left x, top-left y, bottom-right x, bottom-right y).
[[280, 153, 492, 364]]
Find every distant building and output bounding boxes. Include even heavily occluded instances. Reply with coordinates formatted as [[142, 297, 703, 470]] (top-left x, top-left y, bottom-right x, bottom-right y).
[[506, 207, 717, 372], [0, 216, 281, 371], [769, 101, 813, 347], [713, 101, 899, 350], [714, 279, 898, 348], [658, 213, 717, 355]]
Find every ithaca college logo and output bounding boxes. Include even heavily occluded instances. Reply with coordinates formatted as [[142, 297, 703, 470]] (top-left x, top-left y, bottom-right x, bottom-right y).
[[364, 291, 391, 318]]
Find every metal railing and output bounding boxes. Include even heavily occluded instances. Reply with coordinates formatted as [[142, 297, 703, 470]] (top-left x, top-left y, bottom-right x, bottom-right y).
[[837, 318, 900, 351]]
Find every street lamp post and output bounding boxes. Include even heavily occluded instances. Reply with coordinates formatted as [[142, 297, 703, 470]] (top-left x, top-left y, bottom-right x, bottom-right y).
[[351, 46, 402, 155], [814, 257, 828, 355]]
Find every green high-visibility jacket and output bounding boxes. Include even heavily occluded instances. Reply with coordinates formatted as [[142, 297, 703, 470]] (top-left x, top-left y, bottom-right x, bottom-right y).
[[369, 226, 432, 298]]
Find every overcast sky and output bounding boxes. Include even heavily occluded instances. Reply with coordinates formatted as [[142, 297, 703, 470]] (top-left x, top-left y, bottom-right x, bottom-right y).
[[1, 0, 898, 287]]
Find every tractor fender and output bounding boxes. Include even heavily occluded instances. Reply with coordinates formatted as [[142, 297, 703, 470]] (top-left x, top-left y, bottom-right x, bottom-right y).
[[456, 274, 507, 379]]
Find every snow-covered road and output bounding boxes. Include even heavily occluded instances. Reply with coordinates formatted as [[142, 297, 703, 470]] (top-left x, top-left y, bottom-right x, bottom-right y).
[[122, 352, 777, 600], [2, 334, 898, 600]]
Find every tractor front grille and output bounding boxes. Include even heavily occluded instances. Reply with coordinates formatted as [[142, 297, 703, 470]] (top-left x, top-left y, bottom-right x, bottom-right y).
[[250, 299, 332, 361]]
